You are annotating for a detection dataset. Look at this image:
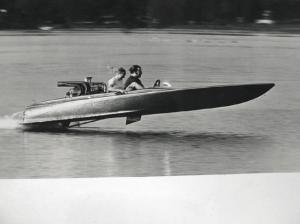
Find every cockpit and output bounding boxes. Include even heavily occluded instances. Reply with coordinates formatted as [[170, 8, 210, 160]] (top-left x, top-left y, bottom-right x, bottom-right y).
[[58, 77, 172, 98]]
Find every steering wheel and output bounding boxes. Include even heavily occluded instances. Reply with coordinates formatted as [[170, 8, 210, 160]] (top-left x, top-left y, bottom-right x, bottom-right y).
[[153, 79, 161, 88]]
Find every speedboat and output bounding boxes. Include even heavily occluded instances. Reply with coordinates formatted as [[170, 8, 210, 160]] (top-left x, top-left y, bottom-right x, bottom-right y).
[[21, 79, 274, 129]]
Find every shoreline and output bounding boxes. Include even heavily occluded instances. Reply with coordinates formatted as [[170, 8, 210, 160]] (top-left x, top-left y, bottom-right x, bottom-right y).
[[1, 24, 300, 36]]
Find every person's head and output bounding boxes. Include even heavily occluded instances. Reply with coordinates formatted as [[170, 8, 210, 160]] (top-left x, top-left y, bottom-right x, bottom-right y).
[[116, 67, 126, 80], [129, 65, 142, 78]]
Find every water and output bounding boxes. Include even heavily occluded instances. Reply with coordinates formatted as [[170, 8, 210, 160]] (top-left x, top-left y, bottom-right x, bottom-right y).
[[0, 30, 299, 178]]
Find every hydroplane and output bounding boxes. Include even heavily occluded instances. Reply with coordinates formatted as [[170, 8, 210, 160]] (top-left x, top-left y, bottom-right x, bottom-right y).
[[21, 79, 274, 129]]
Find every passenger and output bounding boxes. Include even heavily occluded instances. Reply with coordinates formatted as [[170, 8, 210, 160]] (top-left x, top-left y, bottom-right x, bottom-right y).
[[124, 65, 144, 91], [107, 67, 127, 93]]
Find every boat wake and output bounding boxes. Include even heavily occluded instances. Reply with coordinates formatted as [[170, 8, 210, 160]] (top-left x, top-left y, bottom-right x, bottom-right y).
[[0, 112, 23, 129]]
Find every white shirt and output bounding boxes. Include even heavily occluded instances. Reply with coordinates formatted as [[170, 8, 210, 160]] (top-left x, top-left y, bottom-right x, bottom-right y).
[[107, 75, 124, 91]]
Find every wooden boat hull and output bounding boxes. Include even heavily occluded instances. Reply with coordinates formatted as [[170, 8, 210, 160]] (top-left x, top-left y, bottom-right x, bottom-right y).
[[22, 83, 274, 128]]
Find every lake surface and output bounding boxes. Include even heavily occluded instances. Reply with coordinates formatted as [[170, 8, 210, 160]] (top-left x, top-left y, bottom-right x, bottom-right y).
[[0, 30, 299, 178]]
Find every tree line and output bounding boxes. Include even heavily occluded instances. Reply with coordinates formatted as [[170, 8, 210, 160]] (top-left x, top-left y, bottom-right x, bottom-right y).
[[1, 0, 300, 28]]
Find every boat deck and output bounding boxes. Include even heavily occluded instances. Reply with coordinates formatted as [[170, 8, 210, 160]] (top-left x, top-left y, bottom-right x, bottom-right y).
[[27, 87, 173, 109]]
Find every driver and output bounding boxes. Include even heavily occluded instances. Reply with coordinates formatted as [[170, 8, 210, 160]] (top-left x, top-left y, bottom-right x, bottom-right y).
[[107, 67, 126, 93], [124, 65, 144, 91]]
